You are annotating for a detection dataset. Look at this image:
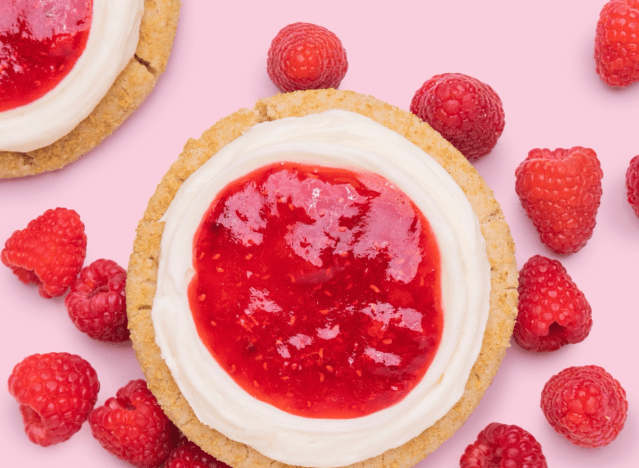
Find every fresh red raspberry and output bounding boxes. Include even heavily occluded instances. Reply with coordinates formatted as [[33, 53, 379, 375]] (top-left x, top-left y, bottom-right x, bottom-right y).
[[64, 259, 128, 342], [166, 440, 232, 468], [460, 422, 547, 468], [595, 0, 639, 87], [513, 255, 592, 352], [7, 352, 100, 446], [541, 365, 628, 447], [1, 207, 87, 298], [89, 379, 179, 468], [267, 22, 348, 93], [626, 155, 639, 217], [410, 73, 505, 161], [515, 147, 603, 254]]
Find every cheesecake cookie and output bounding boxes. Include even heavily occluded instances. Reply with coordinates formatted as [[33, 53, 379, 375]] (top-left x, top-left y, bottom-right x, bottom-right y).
[[0, 0, 180, 179], [127, 89, 518, 468]]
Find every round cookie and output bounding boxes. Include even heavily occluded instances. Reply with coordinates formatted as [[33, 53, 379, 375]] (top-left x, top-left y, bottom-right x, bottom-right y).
[[127, 89, 518, 468], [0, 0, 180, 179]]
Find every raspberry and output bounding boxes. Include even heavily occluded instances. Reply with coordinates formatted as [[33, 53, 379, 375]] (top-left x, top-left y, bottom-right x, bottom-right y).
[[513, 255, 592, 352], [541, 365, 628, 447], [626, 155, 639, 217], [267, 22, 348, 93], [515, 147, 603, 254], [595, 0, 639, 87], [460, 422, 547, 468], [7, 352, 100, 446], [166, 441, 231, 468], [89, 379, 178, 468], [410, 73, 505, 161], [1, 207, 87, 298], [65, 259, 129, 342]]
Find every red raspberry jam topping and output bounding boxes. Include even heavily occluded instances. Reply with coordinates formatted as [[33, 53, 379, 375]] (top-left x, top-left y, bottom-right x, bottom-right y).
[[189, 163, 443, 419], [0, 0, 93, 112]]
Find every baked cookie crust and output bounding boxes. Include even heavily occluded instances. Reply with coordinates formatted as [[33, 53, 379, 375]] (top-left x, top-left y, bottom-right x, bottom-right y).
[[0, 0, 180, 179], [127, 89, 518, 468]]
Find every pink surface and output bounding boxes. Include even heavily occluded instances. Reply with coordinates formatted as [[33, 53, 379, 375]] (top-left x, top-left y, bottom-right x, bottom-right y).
[[1, 0, 637, 466]]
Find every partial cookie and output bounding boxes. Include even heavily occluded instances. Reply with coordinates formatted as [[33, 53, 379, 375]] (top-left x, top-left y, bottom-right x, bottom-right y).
[[127, 89, 518, 468], [0, 0, 180, 179]]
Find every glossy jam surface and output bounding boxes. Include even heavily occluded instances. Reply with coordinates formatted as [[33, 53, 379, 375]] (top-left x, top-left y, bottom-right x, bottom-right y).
[[189, 163, 443, 419], [0, 0, 92, 112]]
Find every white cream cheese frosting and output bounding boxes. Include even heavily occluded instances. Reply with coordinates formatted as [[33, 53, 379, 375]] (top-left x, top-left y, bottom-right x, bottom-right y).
[[152, 110, 491, 468], [0, 0, 143, 152]]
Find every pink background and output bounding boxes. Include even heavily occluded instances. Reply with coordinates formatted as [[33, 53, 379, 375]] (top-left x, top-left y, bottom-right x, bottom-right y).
[[2, 0, 638, 466]]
